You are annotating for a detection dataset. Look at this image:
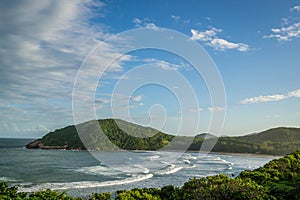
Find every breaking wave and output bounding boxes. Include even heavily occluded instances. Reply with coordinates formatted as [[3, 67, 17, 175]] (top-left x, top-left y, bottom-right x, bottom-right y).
[[18, 174, 154, 193], [155, 163, 183, 175]]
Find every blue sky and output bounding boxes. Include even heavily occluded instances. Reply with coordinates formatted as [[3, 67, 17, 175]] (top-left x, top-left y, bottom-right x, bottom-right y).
[[0, 0, 300, 138]]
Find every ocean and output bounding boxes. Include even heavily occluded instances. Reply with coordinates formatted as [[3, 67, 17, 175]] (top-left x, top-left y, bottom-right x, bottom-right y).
[[0, 138, 276, 198]]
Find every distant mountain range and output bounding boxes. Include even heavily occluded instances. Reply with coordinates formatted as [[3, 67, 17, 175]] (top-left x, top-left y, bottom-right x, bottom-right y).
[[26, 119, 300, 155]]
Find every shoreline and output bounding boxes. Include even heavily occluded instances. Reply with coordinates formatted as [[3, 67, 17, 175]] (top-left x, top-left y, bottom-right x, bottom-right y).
[[209, 151, 282, 158], [24, 145, 284, 157]]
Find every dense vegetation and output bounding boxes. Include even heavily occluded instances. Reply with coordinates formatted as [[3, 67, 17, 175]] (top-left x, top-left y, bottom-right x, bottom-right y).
[[190, 127, 300, 155], [28, 119, 300, 155], [40, 119, 174, 151], [1, 150, 299, 199], [215, 127, 300, 155]]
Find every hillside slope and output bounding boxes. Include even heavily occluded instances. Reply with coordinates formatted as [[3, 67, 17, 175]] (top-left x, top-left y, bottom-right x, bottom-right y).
[[29, 119, 174, 150], [26, 119, 300, 155]]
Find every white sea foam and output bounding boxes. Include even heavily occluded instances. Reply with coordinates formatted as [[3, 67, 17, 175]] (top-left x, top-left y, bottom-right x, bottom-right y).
[[18, 174, 154, 192], [75, 165, 122, 176], [148, 155, 160, 160], [0, 177, 20, 182], [155, 164, 183, 175], [182, 154, 197, 160], [113, 164, 150, 174], [197, 156, 234, 166], [220, 159, 234, 166], [76, 163, 151, 176], [183, 159, 190, 164]]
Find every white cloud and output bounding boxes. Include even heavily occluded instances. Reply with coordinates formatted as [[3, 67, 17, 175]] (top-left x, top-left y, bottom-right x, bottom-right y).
[[145, 23, 159, 30], [189, 108, 203, 113], [133, 18, 142, 24], [208, 107, 225, 111], [209, 38, 249, 51], [241, 89, 300, 104], [241, 94, 287, 104], [264, 22, 300, 41], [288, 89, 300, 97], [0, 0, 134, 137], [265, 115, 280, 118], [133, 18, 159, 29], [190, 27, 250, 51], [132, 95, 143, 102], [291, 6, 300, 12], [171, 15, 180, 21], [191, 28, 220, 41], [264, 7, 300, 42], [144, 58, 187, 71]]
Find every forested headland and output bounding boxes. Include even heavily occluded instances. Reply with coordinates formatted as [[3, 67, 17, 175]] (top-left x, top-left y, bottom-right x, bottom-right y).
[[26, 119, 300, 156]]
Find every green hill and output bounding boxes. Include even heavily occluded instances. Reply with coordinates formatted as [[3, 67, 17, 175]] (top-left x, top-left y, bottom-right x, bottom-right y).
[[237, 127, 300, 143], [188, 127, 300, 155], [27, 119, 174, 151], [212, 127, 300, 155], [26, 119, 300, 155]]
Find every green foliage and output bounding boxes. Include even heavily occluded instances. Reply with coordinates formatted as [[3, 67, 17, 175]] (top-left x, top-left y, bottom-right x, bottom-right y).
[[0, 182, 83, 200], [37, 119, 300, 155], [115, 188, 161, 200], [41, 119, 174, 151], [239, 150, 300, 199], [179, 175, 268, 200], [0, 182, 26, 199], [89, 192, 111, 200], [188, 128, 300, 155], [1, 151, 300, 199], [27, 189, 82, 200]]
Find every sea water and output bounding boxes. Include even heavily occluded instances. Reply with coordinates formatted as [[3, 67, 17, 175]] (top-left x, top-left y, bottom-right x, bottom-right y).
[[0, 138, 275, 197]]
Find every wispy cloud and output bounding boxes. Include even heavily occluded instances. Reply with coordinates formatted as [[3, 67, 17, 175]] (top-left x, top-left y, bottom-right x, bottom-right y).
[[264, 22, 300, 41], [132, 95, 143, 102], [190, 27, 250, 51], [171, 15, 180, 21], [189, 108, 203, 113], [291, 6, 300, 12], [208, 107, 226, 112], [288, 89, 300, 97], [209, 38, 250, 52], [133, 18, 159, 29], [191, 28, 220, 41], [241, 89, 300, 104], [241, 94, 287, 104], [264, 7, 300, 41], [144, 58, 191, 71], [265, 115, 280, 118], [0, 0, 134, 136]]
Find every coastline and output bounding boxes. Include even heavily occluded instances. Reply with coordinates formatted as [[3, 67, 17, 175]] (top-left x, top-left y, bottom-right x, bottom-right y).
[[209, 151, 282, 158], [25, 140, 284, 157]]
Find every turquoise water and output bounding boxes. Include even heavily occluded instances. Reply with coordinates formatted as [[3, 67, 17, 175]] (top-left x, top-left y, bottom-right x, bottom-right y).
[[0, 138, 274, 197]]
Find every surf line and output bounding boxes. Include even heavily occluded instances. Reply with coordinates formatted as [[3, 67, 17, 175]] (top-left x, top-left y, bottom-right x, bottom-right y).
[[19, 174, 154, 192]]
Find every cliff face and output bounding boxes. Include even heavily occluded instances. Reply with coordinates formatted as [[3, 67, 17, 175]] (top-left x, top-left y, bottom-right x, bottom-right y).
[[25, 139, 41, 149], [25, 139, 68, 150]]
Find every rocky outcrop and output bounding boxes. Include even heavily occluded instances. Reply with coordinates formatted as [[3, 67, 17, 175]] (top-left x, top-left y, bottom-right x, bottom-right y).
[[25, 139, 42, 149], [25, 139, 68, 149]]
